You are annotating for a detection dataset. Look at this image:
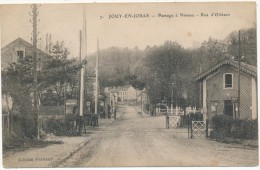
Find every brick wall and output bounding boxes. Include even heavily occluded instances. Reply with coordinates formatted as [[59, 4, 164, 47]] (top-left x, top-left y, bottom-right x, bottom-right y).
[[206, 65, 252, 119]]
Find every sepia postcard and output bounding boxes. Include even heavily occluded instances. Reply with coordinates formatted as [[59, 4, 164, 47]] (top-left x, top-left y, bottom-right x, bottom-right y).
[[0, 1, 258, 168]]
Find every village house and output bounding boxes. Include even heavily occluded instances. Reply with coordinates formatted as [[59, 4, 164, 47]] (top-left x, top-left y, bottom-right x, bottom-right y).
[[104, 85, 137, 102], [1, 37, 50, 109], [1, 37, 51, 139], [1, 37, 50, 71], [195, 58, 257, 120]]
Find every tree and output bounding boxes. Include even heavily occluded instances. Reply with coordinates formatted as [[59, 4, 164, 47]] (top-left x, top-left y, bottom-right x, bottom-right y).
[[226, 27, 256, 66], [40, 58, 84, 106], [2, 56, 37, 138], [144, 41, 189, 107], [124, 73, 146, 90], [50, 41, 69, 59], [39, 41, 85, 106]]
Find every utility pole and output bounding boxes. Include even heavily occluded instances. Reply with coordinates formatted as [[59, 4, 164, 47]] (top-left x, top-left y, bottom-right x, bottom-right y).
[[95, 38, 99, 115], [78, 6, 88, 131], [84, 19, 88, 115], [31, 4, 39, 139], [64, 66, 67, 116], [78, 30, 82, 110], [237, 30, 241, 119], [79, 30, 84, 118]]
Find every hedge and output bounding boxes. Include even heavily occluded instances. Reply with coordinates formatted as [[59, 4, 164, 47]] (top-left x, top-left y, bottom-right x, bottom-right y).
[[210, 115, 258, 140], [43, 114, 80, 136]]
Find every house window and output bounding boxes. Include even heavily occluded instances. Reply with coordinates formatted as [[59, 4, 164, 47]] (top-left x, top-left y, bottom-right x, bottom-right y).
[[224, 73, 233, 89], [17, 50, 24, 61]]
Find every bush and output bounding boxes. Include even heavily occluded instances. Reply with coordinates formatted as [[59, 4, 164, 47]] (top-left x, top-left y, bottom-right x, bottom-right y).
[[210, 115, 258, 140], [22, 115, 37, 139], [211, 115, 233, 139], [44, 114, 79, 136], [232, 119, 258, 139], [11, 114, 37, 139]]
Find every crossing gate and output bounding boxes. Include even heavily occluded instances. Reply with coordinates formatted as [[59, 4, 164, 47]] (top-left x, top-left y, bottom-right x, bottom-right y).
[[188, 120, 209, 138], [166, 115, 182, 129]]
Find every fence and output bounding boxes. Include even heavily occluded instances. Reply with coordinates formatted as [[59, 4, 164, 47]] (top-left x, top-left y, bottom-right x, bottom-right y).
[[165, 106, 203, 129], [157, 106, 184, 116], [158, 106, 200, 116], [186, 106, 200, 114]]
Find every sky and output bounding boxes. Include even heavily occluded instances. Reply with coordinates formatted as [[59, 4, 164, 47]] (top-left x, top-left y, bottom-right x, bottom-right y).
[[0, 2, 256, 57]]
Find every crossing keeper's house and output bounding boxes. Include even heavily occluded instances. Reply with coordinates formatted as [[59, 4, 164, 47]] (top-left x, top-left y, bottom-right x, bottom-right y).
[[195, 59, 257, 120], [1, 38, 50, 139]]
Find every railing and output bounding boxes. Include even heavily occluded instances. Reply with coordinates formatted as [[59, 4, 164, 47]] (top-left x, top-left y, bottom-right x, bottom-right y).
[[186, 106, 200, 114], [157, 107, 184, 115]]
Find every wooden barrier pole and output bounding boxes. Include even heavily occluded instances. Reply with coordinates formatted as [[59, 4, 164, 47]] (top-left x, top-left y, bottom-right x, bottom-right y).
[[188, 116, 190, 138], [166, 115, 169, 129], [190, 119, 193, 139], [206, 119, 209, 138]]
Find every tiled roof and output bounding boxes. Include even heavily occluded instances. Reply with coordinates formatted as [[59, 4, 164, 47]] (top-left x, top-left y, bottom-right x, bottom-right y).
[[195, 59, 257, 82], [1, 37, 48, 56]]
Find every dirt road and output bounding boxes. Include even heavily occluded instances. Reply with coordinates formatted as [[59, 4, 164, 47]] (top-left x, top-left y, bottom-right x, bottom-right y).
[[59, 105, 258, 167]]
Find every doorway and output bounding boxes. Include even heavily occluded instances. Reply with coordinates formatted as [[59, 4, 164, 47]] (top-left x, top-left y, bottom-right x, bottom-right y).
[[224, 100, 233, 117]]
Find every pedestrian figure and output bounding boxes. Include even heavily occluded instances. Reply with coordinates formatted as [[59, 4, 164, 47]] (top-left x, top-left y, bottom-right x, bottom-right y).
[[72, 105, 80, 131], [108, 111, 111, 119], [107, 105, 111, 119], [72, 105, 78, 115]]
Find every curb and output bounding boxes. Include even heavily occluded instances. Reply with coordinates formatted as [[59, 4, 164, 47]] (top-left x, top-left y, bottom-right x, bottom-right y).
[[50, 111, 124, 167], [50, 137, 92, 168]]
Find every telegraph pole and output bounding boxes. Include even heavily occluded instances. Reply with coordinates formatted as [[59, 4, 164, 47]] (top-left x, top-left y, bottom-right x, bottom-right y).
[[31, 4, 39, 139], [95, 38, 99, 116], [64, 66, 67, 116], [79, 30, 84, 118], [78, 6, 88, 131], [78, 30, 82, 109]]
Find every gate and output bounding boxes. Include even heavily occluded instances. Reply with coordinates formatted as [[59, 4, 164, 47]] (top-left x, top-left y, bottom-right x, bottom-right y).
[[166, 115, 183, 129], [188, 120, 209, 138]]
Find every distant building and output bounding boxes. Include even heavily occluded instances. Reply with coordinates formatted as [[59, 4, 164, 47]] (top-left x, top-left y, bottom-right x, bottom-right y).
[[1, 37, 50, 70], [105, 85, 137, 102], [195, 59, 257, 120]]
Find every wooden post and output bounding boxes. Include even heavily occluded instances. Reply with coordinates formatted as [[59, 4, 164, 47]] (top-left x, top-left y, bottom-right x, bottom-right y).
[[166, 115, 169, 129], [188, 116, 190, 138], [206, 119, 209, 138], [190, 118, 193, 139], [32, 4, 39, 140]]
